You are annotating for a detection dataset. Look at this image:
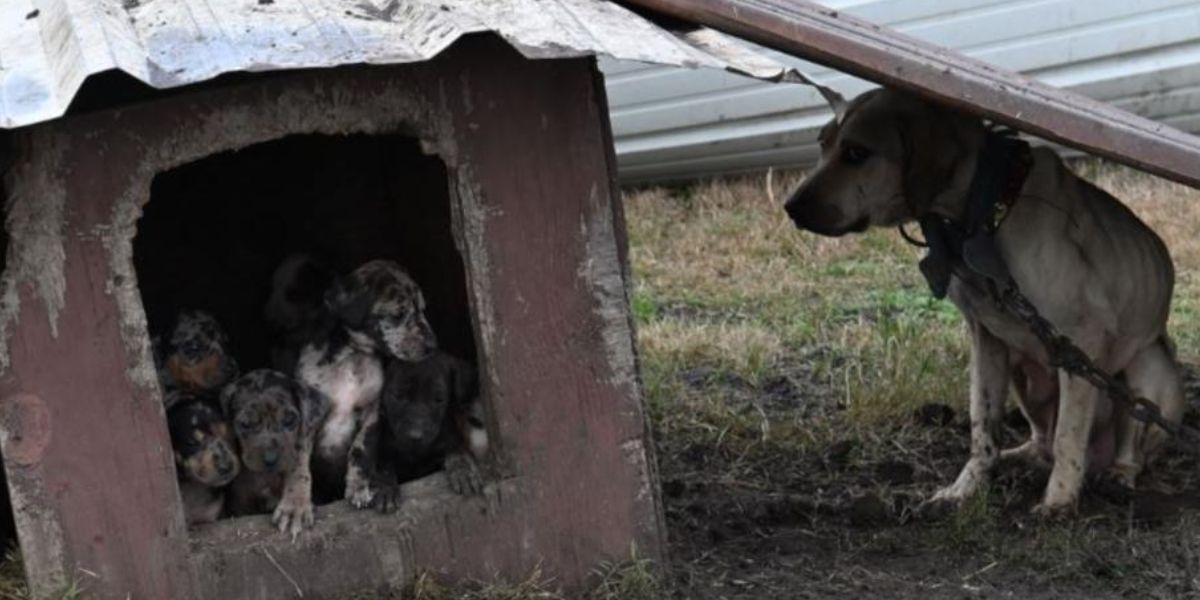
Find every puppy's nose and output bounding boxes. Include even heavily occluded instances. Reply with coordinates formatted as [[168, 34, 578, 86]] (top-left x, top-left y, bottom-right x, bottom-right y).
[[262, 449, 280, 467], [406, 427, 428, 442]]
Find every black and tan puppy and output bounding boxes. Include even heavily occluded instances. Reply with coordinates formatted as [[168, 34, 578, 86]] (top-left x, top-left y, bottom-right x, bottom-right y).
[[223, 370, 329, 535], [352, 352, 488, 512], [265, 253, 337, 374], [159, 309, 240, 393], [297, 259, 438, 509], [166, 390, 240, 525]]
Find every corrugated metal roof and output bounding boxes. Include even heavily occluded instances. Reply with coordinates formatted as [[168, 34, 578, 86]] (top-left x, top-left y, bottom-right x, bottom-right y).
[[604, 0, 1200, 182], [0, 0, 825, 129]]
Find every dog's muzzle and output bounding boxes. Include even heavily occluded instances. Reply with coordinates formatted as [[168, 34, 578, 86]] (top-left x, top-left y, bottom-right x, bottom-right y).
[[784, 193, 866, 238]]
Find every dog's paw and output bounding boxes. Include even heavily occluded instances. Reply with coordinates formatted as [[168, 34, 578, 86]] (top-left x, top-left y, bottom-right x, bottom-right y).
[[1031, 500, 1076, 521], [371, 483, 403, 514], [445, 452, 483, 496], [346, 478, 375, 510], [272, 494, 315, 536], [1102, 462, 1140, 491]]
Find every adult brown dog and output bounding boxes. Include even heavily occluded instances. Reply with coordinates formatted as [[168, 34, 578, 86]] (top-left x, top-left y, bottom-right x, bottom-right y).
[[785, 87, 1184, 517]]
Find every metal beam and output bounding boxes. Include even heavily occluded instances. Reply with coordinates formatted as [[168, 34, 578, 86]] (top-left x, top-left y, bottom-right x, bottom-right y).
[[619, 0, 1200, 188]]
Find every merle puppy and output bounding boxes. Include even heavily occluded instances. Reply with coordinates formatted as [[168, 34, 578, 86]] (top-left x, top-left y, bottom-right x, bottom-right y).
[[297, 259, 438, 509], [166, 390, 240, 525], [353, 352, 488, 512], [223, 370, 329, 535]]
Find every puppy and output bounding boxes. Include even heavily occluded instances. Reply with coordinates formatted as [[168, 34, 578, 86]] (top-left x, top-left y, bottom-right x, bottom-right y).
[[265, 253, 336, 374], [158, 310, 240, 393], [166, 390, 240, 525], [297, 259, 438, 509], [223, 370, 329, 534], [352, 352, 487, 512], [785, 88, 1184, 516]]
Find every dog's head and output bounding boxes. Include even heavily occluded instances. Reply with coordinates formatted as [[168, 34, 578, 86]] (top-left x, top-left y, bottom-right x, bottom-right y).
[[221, 369, 328, 475], [382, 353, 476, 455], [265, 253, 335, 337], [163, 310, 240, 393], [784, 88, 983, 236], [166, 391, 240, 487], [326, 259, 437, 361]]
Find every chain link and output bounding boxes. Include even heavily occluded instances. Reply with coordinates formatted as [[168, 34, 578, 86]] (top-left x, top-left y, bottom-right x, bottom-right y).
[[995, 281, 1200, 452]]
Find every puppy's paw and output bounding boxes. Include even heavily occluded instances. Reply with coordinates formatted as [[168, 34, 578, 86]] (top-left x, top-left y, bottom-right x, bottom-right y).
[[272, 494, 314, 536], [346, 478, 375, 510], [445, 452, 483, 496], [1102, 462, 1140, 491], [371, 484, 403, 514]]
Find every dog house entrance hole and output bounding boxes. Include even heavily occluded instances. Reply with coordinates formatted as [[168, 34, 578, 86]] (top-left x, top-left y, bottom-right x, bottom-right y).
[[135, 133, 475, 368], [133, 133, 478, 514]]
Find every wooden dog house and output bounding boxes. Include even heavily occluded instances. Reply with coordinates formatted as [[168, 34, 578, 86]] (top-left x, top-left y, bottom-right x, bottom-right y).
[[0, 1, 813, 598]]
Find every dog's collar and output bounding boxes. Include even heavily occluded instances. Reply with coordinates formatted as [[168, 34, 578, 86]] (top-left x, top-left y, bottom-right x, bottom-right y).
[[914, 130, 1033, 299]]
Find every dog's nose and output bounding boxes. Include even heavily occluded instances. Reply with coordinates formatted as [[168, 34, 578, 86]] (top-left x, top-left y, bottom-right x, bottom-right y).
[[405, 427, 427, 441], [262, 449, 280, 467]]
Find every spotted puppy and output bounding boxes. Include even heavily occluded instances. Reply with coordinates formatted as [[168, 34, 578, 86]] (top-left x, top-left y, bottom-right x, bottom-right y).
[[354, 352, 488, 512], [265, 253, 336, 374], [223, 370, 329, 535], [297, 259, 437, 509], [166, 390, 239, 525], [158, 309, 240, 393]]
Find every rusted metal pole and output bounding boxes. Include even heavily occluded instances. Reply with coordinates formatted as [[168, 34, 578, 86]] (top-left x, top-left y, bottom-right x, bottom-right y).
[[619, 0, 1200, 188]]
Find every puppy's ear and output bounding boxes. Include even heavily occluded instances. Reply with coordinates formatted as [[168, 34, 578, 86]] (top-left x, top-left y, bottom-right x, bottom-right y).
[[324, 276, 372, 329], [292, 380, 330, 437], [219, 381, 238, 419], [449, 358, 479, 407]]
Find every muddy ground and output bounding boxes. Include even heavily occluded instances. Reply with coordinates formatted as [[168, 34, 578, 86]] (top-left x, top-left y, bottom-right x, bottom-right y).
[[658, 361, 1200, 599]]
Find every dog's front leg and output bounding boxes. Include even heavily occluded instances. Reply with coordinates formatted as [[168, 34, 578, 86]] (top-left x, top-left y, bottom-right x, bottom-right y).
[[273, 439, 316, 536], [346, 401, 384, 509], [925, 320, 1008, 511], [1036, 371, 1098, 516]]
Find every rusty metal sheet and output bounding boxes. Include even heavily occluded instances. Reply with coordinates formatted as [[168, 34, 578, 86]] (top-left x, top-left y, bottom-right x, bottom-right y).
[[618, 0, 1200, 189], [0, 0, 830, 130]]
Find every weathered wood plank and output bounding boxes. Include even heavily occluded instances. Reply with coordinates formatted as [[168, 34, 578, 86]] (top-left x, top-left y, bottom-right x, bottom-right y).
[[619, 0, 1200, 188]]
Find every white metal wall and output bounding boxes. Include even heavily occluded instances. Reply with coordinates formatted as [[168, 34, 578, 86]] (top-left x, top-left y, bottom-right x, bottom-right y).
[[603, 0, 1200, 182]]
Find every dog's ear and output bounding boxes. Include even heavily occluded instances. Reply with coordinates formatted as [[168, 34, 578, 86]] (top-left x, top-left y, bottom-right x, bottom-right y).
[[219, 381, 239, 419], [292, 379, 330, 438], [324, 276, 372, 329], [449, 358, 479, 407], [894, 105, 975, 212]]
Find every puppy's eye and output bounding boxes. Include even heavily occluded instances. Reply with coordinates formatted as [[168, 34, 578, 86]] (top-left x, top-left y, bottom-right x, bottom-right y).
[[841, 144, 871, 166], [238, 415, 260, 431], [281, 411, 299, 430]]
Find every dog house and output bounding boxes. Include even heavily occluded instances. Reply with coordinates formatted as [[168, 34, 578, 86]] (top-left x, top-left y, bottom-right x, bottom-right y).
[[0, 1, 819, 598]]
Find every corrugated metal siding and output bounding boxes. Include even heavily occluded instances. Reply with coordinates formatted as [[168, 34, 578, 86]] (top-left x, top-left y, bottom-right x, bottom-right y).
[[604, 0, 1200, 182]]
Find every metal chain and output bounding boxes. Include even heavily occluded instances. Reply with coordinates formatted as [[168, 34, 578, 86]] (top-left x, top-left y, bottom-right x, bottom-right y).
[[993, 280, 1200, 452]]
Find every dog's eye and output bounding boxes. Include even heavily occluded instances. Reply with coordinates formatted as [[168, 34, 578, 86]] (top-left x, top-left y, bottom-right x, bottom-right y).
[[238, 415, 260, 431], [841, 144, 871, 166], [281, 411, 299, 430]]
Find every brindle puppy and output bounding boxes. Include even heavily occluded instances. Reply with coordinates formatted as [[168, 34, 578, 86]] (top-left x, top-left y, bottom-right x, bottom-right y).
[[166, 390, 239, 525], [265, 253, 336, 374], [223, 370, 329, 535], [353, 352, 487, 513], [160, 310, 240, 393], [297, 259, 437, 509]]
